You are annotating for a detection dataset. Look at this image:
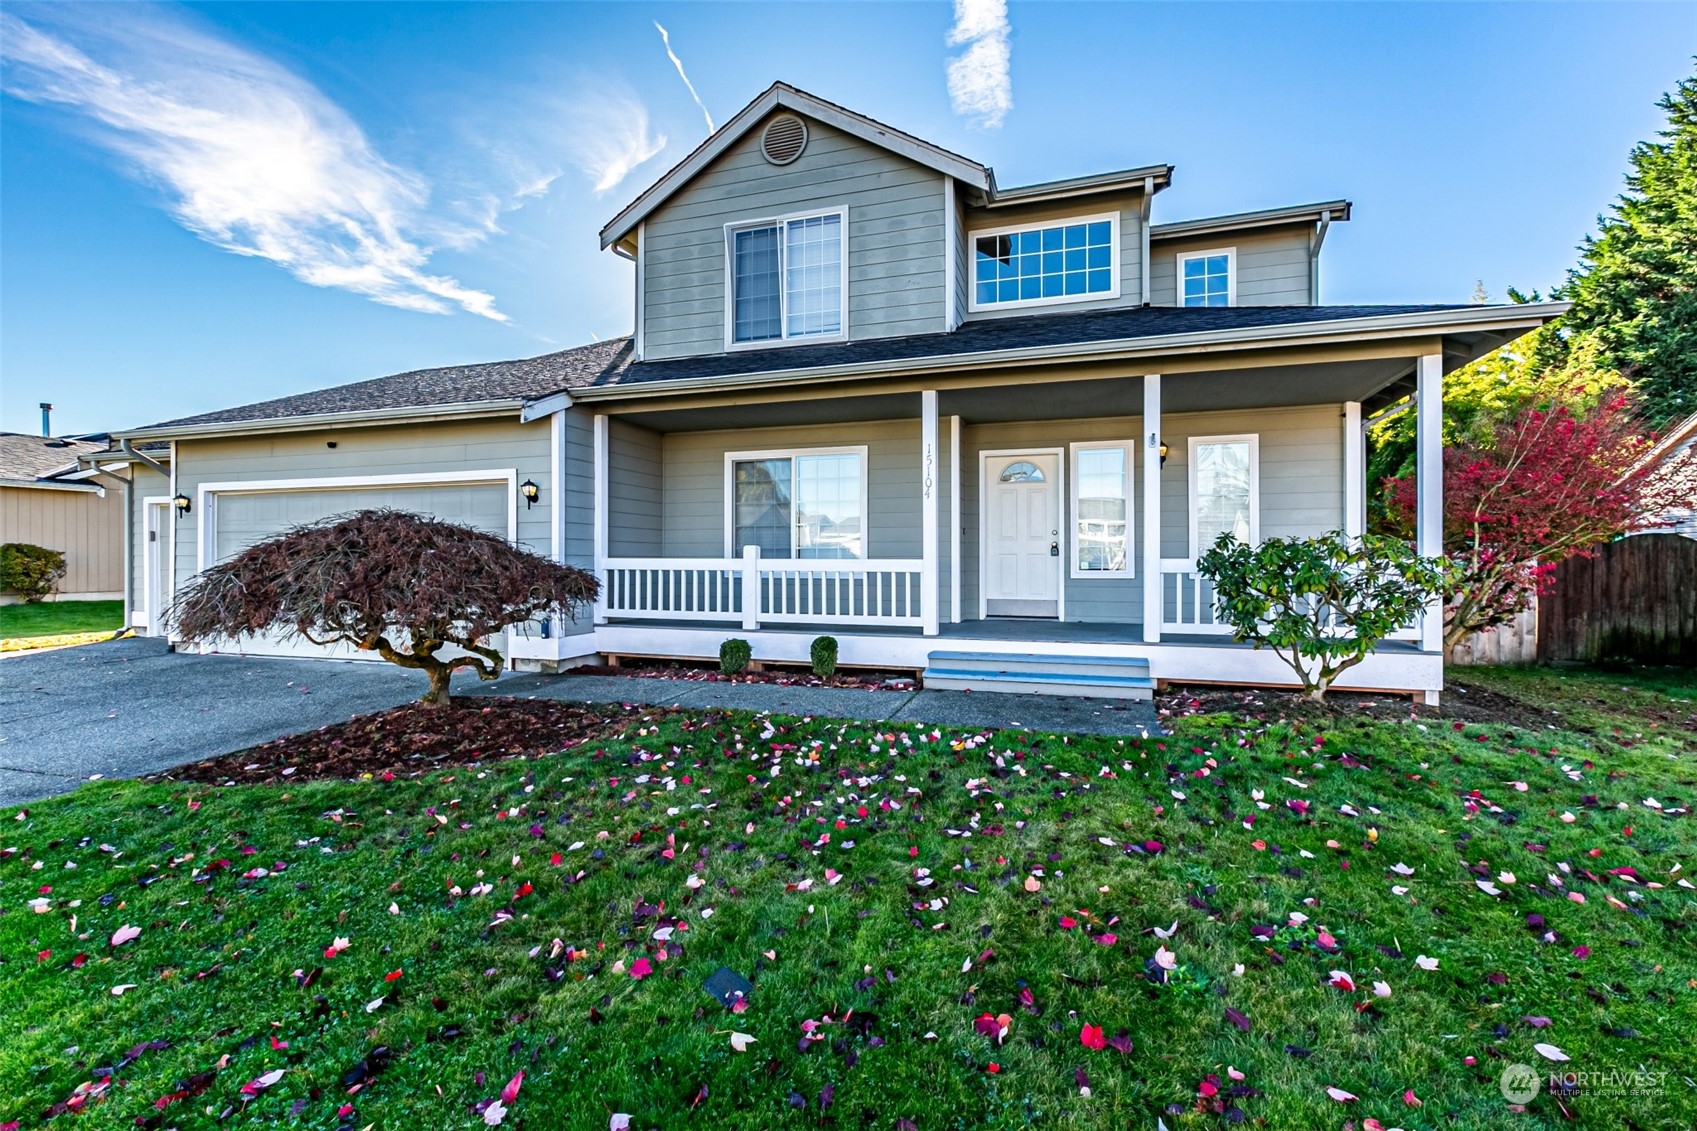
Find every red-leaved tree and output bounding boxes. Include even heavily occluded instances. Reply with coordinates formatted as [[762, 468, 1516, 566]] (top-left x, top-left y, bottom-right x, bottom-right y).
[[1386, 394, 1657, 648]]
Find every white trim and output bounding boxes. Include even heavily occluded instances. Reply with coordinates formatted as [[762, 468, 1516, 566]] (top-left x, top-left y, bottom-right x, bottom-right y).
[[943, 175, 959, 331], [193, 469, 519, 577], [167, 440, 179, 613], [1141, 375, 1161, 643], [141, 496, 169, 635], [977, 447, 1066, 621], [1176, 246, 1237, 308], [593, 413, 609, 624], [1187, 434, 1261, 560], [1343, 401, 1364, 541], [634, 220, 647, 361], [519, 391, 571, 423], [966, 212, 1122, 313], [921, 391, 940, 636], [722, 445, 870, 560], [1068, 440, 1137, 579], [1416, 353, 1444, 653], [722, 206, 849, 351], [551, 410, 566, 563], [949, 414, 962, 624], [1139, 175, 1154, 306]]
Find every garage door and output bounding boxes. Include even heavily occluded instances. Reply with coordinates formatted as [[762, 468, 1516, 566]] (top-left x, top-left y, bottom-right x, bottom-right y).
[[206, 482, 511, 660]]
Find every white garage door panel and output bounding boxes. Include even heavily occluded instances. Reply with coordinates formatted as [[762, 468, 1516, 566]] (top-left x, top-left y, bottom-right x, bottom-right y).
[[204, 482, 511, 662], [214, 485, 509, 563]]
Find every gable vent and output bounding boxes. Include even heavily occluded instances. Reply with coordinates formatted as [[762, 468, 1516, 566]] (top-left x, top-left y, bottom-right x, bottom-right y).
[[760, 115, 808, 165]]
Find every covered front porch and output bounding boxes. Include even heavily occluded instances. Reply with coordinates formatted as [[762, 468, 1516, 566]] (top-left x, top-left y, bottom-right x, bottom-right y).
[[577, 341, 1452, 698]]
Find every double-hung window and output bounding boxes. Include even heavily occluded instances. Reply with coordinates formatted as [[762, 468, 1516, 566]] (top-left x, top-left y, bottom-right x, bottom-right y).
[[969, 213, 1118, 311], [1188, 434, 1259, 557], [727, 210, 845, 346], [1177, 248, 1235, 306], [1070, 441, 1134, 577], [728, 448, 866, 559]]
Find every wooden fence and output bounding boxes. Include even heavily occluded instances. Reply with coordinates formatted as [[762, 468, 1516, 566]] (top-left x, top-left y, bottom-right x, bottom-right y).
[[1537, 534, 1697, 664]]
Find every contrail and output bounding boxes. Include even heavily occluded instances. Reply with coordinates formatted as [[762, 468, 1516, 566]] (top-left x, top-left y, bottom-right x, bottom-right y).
[[653, 21, 714, 135]]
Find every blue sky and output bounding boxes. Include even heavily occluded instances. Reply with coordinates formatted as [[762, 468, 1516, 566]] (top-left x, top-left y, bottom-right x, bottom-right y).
[[2, 2, 1692, 436]]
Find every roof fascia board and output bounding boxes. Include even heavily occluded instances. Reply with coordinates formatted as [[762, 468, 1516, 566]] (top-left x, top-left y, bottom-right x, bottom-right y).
[[0, 476, 100, 493], [519, 390, 573, 423], [571, 302, 1571, 404], [116, 400, 526, 443], [1151, 200, 1353, 240], [599, 84, 991, 249], [983, 165, 1174, 208]]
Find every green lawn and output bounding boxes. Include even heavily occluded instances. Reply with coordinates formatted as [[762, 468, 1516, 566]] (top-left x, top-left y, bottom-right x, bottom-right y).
[[3, 668, 1693, 1129], [0, 599, 123, 638]]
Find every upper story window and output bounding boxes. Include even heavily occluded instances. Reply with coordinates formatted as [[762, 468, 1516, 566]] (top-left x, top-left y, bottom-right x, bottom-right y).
[[1178, 248, 1235, 307], [726, 209, 845, 347], [969, 213, 1119, 312]]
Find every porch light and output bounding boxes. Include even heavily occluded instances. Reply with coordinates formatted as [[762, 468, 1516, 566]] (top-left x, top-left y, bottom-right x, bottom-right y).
[[172, 492, 192, 516], [1158, 440, 1169, 467], [520, 479, 540, 508]]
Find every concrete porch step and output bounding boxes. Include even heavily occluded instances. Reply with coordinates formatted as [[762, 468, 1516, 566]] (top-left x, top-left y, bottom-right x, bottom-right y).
[[921, 651, 1154, 701]]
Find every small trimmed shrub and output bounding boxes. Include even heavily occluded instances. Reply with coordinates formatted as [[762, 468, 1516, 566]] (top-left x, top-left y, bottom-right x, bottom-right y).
[[0, 543, 67, 603], [719, 638, 752, 675], [810, 635, 838, 678]]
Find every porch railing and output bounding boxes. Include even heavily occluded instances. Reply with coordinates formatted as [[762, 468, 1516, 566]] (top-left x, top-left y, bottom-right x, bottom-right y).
[[601, 548, 924, 630], [1160, 559, 1422, 641]]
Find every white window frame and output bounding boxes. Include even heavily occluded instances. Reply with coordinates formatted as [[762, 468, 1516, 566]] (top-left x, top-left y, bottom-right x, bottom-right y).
[[1187, 434, 1260, 559], [967, 212, 1121, 313], [723, 445, 869, 559], [723, 206, 849, 351], [1176, 246, 1237, 307], [1068, 440, 1136, 579]]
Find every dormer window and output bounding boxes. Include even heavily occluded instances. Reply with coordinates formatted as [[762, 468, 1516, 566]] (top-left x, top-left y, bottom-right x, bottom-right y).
[[726, 209, 845, 348], [969, 213, 1118, 311], [1178, 248, 1235, 306]]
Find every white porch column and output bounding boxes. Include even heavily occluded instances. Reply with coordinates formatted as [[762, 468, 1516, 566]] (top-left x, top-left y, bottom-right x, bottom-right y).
[[920, 390, 940, 636], [592, 413, 609, 625], [1142, 374, 1162, 643], [741, 545, 761, 632], [949, 414, 962, 624], [1343, 400, 1364, 541], [1416, 354, 1444, 652]]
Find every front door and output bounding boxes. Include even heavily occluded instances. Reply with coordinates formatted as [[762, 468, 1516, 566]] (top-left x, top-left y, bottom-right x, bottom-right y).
[[985, 453, 1061, 617], [142, 500, 168, 637]]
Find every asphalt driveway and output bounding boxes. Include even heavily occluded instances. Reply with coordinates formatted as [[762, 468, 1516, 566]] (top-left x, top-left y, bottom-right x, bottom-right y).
[[1, 638, 1158, 807]]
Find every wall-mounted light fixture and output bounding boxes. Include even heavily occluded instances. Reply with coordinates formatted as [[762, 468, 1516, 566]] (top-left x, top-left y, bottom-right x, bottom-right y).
[[172, 492, 192, 515], [1158, 440, 1169, 468], [520, 479, 540, 509]]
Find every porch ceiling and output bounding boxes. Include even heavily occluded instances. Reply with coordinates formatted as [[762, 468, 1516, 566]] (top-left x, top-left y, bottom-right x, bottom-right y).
[[610, 355, 1419, 432]]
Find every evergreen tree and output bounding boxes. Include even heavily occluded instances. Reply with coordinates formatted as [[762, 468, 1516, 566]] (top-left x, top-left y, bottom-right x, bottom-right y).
[[1548, 64, 1697, 426]]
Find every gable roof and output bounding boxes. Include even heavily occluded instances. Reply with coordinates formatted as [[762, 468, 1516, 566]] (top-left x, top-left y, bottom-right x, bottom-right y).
[[600, 82, 992, 251], [0, 432, 108, 484]]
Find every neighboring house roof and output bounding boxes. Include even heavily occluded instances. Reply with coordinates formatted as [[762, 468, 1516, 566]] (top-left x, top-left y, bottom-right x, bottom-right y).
[[1150, 199, 1352, 240], [0, 432, 108, 486], [1634, 411, 1697, 535], [118, 303, 1574, 438]]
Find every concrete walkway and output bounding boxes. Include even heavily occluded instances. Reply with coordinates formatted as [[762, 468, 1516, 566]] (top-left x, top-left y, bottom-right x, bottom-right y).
[[0, 638, 1158, 806]]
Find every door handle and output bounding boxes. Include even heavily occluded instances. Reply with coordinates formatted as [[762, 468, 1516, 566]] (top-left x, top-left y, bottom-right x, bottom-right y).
[[1050, 542, 1060, 557]]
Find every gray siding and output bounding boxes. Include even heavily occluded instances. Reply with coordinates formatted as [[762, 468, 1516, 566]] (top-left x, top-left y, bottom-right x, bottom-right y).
[[960, 193, 1149, 322], [170, 419, 553, 602], [657, 421, 921, 559], [641, 115, 947, 360], [1150, 225, 1312, 307], [608, 419, 662, 557]]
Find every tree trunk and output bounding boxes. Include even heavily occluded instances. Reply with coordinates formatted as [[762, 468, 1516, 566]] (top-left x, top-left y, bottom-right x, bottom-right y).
[[420, 663, 454, 709]]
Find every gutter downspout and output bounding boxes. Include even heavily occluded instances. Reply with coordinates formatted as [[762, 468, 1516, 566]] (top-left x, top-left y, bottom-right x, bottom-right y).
[[1309, 209, 1333, 305], [1139, 176, 1154, 305]]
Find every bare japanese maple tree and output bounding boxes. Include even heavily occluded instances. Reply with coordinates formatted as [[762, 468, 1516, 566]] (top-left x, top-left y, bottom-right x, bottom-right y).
[[1386, 394, 1658, 648], [172, 509, 598, 707]]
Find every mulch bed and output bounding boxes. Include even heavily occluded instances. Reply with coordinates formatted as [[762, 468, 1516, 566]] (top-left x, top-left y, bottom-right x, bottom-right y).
[[572, 658, 915, 690], [153, 698, 666, 786], [1156, 679, 1570, 731]]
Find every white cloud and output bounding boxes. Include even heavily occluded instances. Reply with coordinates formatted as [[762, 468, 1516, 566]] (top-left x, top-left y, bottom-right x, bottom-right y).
[[565, 91, 668, 195], [0, 7, 506, 320], [946, 0, 1011, 129], [653, 21, 714, 135]]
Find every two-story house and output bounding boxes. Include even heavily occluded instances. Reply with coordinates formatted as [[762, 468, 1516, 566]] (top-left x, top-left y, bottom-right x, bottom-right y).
[[91, 84, 1567, 703]]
